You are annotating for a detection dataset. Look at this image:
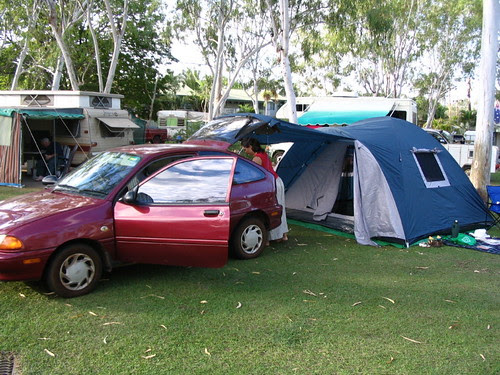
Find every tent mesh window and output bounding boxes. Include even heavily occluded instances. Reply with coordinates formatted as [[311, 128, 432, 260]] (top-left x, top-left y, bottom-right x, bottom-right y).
[[412, 149, 450, 188]]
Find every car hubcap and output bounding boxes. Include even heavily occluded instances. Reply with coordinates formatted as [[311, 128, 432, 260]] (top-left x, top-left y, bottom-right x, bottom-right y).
[[241, 224, 263, 254], [60, 253, 95, 291]]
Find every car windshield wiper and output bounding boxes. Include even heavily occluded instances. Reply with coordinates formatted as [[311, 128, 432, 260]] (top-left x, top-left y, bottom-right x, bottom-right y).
[[77, 189, 108, 197], [54, 184, 79, 192]]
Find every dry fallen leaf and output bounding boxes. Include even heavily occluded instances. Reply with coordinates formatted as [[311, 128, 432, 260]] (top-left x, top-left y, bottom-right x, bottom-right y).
[[487, 325, 491, 330], [387, 356, 395, 364], [200, 300, 208, 304], [252, 271, 260, 275], [141, 294, 165, 299], [297, 243, 308, 246], [204, 348, 211, 356], [103, 336, 107, 344], [378, 305, 386, 309], [382, 297, 395, 304], [142, 354, 156, 359], [19, 293, 26, 298], [401, 336, 423, 344], [303, 289, 317, 297], [160, 324, 168, 330], [352, 301, 362, 306], [445, 300, 456, 303], [44, 349, 55, 357], [236, 302, 242, 309], [102, 322, 122, 326], [88, 311, 98, 316], [480, 354, 486, 361], [416, 266, 429, 270]]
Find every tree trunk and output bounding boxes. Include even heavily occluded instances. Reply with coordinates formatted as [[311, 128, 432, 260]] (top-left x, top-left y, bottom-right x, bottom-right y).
[[470, 0, 499, 201], [103, 0, 128, 93], [11, 0, 41, 90], [278, 0, 297, 124], [51, 54, 64, 90], [46, 0, 79, 90], [87, 1, 104, 92]]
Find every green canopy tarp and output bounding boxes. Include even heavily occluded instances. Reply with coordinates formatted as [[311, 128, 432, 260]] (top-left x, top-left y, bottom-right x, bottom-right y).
[[0, 108, 85, 120]]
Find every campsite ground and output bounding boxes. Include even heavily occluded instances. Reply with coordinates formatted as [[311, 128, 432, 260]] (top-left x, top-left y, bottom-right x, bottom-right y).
[[0, 182, 499, 374]]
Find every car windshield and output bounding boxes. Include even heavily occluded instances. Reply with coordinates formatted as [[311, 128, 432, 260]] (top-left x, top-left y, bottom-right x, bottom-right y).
[[54, 152, 142, 198]]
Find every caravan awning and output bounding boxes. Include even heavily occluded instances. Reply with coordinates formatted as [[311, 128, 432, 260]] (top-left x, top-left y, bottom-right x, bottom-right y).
[[98, 117, 139, 129], [298, 99, 395, 125], [0, 108, 85, 120]]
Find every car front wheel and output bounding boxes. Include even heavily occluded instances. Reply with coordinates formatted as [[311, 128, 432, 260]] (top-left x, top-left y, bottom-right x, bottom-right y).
[[45, 244, 102, 298], [231, 217, 267, 260]]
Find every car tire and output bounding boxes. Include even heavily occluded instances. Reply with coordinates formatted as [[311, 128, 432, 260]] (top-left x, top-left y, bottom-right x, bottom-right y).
[[231, 217, 267, 260], [45, 244, 102, 298]]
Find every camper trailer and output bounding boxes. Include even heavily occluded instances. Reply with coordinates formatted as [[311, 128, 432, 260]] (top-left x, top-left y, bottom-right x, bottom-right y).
[[269, 95, 418, 162], [0, 91, 139, 187], [157, 110, 207, 140], [276, 95, 418, 125]]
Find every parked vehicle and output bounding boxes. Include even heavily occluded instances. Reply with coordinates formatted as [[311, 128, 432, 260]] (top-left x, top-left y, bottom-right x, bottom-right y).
[[424, 129, 498, 173], [0, 142, 282, 297], [157, 110, 207, 139], [144, 124, 169, 143]]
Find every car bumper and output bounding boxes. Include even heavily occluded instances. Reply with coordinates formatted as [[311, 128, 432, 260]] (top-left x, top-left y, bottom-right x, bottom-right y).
[[0, 249, 53, 281]]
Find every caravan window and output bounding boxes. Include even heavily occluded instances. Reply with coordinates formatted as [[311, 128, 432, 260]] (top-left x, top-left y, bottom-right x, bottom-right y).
[[412, 149, 450, 188]]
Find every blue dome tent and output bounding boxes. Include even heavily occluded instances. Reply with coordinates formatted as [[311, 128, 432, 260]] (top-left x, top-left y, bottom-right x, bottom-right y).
[[188, 114, 493, 246]]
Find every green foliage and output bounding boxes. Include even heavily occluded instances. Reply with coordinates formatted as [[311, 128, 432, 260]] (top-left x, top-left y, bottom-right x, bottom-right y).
[[237, 103, 255, 113]]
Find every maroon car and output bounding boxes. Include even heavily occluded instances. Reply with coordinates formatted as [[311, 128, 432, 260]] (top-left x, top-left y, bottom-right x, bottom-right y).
[[0, 141, 281, 297]]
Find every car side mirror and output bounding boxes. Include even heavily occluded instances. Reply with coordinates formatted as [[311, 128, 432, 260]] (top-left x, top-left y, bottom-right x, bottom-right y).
[[42, 175, 58, 186], [122, 189, 137, 204]]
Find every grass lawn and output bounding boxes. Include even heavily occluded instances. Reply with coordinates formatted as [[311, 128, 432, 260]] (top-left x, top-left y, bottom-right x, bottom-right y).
[[0, 186, 499, 374]]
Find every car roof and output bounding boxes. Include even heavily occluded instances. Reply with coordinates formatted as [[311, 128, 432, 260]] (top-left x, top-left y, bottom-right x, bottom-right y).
[[108, 142, 231, 156]]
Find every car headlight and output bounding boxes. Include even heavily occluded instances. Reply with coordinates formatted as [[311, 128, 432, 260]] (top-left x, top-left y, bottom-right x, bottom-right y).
[[0, 235, 24, 250]]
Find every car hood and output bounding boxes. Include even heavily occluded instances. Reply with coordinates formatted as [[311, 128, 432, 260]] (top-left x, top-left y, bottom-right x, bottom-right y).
[[0, 190, 101, 232]]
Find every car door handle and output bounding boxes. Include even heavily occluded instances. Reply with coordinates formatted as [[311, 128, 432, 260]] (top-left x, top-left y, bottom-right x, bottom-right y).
[[204, 210, 220, 217]]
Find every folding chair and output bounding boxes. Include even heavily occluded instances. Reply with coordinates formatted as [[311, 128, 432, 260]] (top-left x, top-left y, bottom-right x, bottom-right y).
[[486, 185, 500, 228], [56, 144, 78, 178]]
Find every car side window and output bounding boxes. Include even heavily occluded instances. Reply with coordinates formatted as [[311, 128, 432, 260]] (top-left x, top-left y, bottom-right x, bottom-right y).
[[233, 159, 266, 184], [137, 158, 234, 204], [126, 155, 192, 191]]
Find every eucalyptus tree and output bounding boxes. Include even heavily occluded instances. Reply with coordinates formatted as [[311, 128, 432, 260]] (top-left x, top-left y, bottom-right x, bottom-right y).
[[416, 0, 482, 128], [9, 0, 42, 90], [175, 0, 271, 120], [264, 0, 327, 123], [315, 0, 423, 98]]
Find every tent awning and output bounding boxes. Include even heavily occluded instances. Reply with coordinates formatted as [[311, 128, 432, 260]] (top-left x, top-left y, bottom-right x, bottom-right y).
[[98, 117, 140, 129], [0, 108, 85, 120]]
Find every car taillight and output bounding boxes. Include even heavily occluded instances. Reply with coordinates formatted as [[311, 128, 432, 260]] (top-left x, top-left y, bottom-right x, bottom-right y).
[[0, 235, 24, 250]]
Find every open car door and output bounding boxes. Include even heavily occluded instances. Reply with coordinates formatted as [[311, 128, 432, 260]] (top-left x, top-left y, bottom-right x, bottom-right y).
[[114, 156, 236, 268]]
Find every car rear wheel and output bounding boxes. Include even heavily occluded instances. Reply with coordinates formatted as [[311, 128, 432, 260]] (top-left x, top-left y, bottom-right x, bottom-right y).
[[231, 217, 267, 259], [45, 244, 102, 298]]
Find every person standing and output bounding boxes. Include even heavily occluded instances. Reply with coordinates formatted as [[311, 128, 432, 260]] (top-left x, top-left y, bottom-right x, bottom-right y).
[[35, 137, 63, 180], [241, 138, 288, 243]]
